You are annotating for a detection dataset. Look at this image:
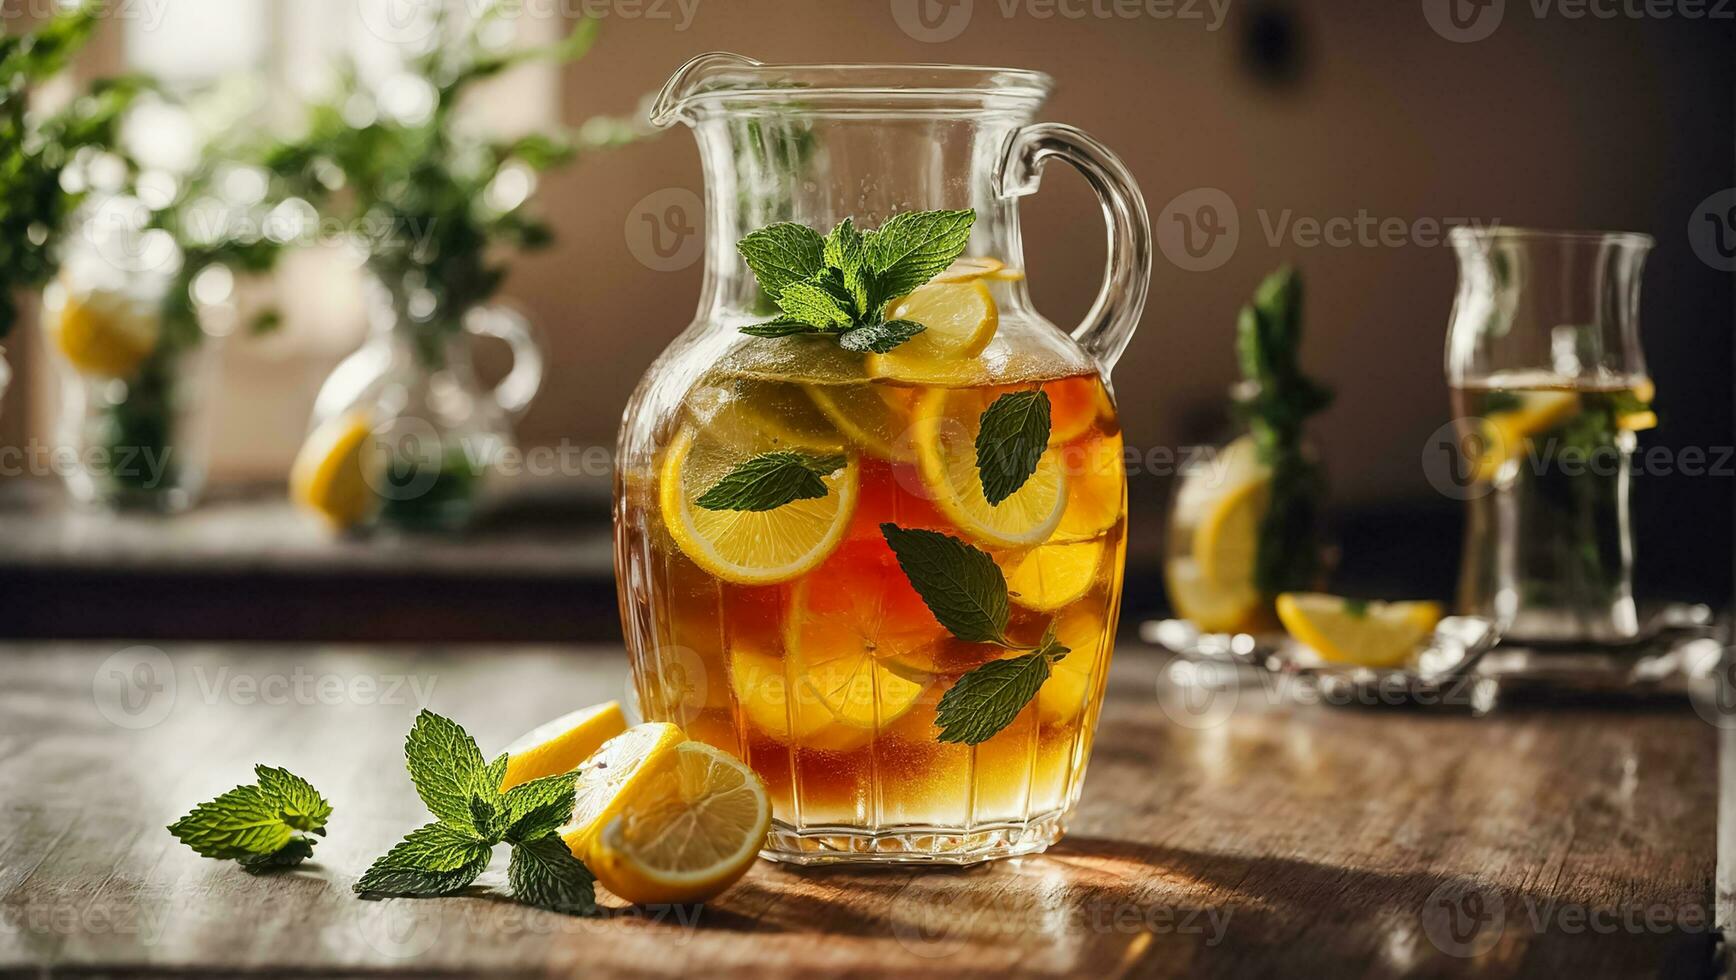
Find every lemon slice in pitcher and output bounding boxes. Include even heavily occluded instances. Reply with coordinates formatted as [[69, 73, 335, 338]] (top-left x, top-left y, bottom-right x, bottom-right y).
[[866, 280, 998, 381], [912, 387, 1067, 548], [659, 419, 859, 586]]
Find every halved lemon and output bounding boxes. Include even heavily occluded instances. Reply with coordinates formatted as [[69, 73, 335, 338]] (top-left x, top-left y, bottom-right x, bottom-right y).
[[560, 722, 687, 860], [499, 702, 628, 791], [290, 411, 380, 531], [50, 287, 161, 378], [1166, 557, 1262, 635], [804, 383, 919, 462], [866, 279, 999, 381], [659, 421, 859, 586], [912, 387, 1068, 548], [1003, 538, 1104, 613], [589, 741, 771, 905], [1192, 476, 1271, 590], [1275, 593, 1443, 668]]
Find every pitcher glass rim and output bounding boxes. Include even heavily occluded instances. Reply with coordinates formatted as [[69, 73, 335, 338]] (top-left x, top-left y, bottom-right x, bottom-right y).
[[651, 52, 1053, 127], [1448, 225, 1654, 250]]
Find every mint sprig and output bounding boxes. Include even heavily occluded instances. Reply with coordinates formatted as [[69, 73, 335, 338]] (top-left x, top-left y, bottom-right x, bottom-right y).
[[356, 709, 596, 916], [696, 451, 847, 512], [976, 390, 1052, 505], [736, 209, 976, 352], [879, 524, 1069, 744], [167, 765, 331, 873]]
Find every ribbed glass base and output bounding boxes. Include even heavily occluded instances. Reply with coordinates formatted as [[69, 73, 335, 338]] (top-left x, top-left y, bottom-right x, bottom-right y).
[[760, 811, 1069, 866]]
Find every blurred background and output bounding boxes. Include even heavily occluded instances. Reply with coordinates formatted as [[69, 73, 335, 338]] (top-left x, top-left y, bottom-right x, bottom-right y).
[[0, 0, 1730, 641]]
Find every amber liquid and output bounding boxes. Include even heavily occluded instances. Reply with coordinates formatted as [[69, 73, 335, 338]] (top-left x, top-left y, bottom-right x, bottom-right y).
[[618, 370, 1126, 836]]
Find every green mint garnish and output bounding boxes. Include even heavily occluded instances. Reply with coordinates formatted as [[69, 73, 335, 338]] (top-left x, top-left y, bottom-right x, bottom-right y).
[[879, 524, 1070, 744], [696, 451, 847, 512], [356, 710, 595, 916], [976, 390, 1052, 506], [1343, 598, 1370, 618], [736, 209, 976, 352], [167, 765, 331, 873]]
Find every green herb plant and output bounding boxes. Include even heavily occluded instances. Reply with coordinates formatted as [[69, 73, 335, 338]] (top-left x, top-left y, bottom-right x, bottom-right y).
[[167, 766, 332, 873]]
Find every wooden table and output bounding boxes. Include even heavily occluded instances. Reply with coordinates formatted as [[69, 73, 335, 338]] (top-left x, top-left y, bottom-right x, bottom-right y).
[[0, 643, 1719, 978]]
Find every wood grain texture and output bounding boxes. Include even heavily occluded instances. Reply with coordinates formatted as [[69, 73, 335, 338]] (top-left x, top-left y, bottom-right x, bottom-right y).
[[0, 644, 1717, 978]]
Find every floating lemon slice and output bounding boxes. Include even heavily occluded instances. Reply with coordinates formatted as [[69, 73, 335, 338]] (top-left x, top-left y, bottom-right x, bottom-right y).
[[1036, 605, 1108, 725], [866, 280, 998, 382], [1046, 375, 1111, 446], [1275, 593, 1443, 668], [560, 722, 687, 860], [1003, 538, 1104, 613], [498, 702, 628, 791], [804, 383, 920, 462], [589, 741, 771, 905], [1055, 431, 1125, 539], [932, 255, 1025, 283], [912, 387, 1067, 548], [1475, 391, 1581, 481], [659, 421, 859, 586], [290, 411, 380, 531], [730, 647, 867, 751], [689, 377, 844, 453], [50, 287, 161, 378]]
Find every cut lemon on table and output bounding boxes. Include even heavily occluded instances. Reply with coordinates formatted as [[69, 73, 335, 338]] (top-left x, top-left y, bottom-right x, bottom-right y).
[[589, 740, 771, 905], [290, 412, 380, 531], [912, 387, 1067, 548], [659, 419, 859, 586], [1275, 592, 1444, 668], [560, 722, 687, 860], [51, 288, 161, 378], [866, 279, 998, 381], [1004, 538, 1104, 613], [499, 702, 628, 791]]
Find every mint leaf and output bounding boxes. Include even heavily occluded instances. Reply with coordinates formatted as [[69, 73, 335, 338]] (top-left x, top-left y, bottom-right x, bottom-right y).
[[469, 796, 509, 845], [868, 209, 976, 299], [508, 836, 597, 915], [777, 277, 854, 330], [824, 217, 875, 314], [934, 652, 1052, 744], [838, 319, 924, 354], [503, 771, 579, 843], [253, 765, 332, 834], [355, 822, 494, 897], [1343, 598, 1370, 618], [879, 524, 1010, 644], [737, 222, 825, 298], [740, 317, 820, 338], [239, 837, 317, 874], [405, 710, 487, 830], [976, 390, 1051, 505], [697, 451, 846, 512], [168, 784, 298, 860]]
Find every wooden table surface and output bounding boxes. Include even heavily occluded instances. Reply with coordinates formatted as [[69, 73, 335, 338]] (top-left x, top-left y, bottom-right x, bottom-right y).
[[0, 643, 1719, 978]]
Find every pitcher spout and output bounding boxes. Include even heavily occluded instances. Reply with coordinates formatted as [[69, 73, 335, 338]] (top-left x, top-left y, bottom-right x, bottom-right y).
[[649, 52, 765, 129]]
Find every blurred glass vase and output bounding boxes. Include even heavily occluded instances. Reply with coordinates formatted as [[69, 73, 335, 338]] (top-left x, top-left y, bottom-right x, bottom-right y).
[[1445, 227, 1656, 646], [292, 275, 542, 534]]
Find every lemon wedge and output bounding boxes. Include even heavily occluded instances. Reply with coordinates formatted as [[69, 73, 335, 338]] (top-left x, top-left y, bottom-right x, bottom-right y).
[[912, 387, 1067, 548], [290, 412, 380, 530], [659, 421, 858, 586], [51, 287, 161, 378], [560, 722, 688, 861], [589, 741, 771, 905], [866, 279, 998, 381], [1275, 593, 1443, 668], [1192, 476, 1270, 590], [498, 702, 628, 791]]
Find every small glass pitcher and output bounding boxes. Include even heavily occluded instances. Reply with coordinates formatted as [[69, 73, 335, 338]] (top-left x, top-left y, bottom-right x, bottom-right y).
[[302, 273, 543, 533], [616, 54, 1151, 864], [1444, 227, 1655, 645]]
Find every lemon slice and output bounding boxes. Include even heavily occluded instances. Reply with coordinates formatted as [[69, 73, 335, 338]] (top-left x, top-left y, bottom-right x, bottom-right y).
[[659, 422, 858, 586], [589, 741, 771, 905], [912, 387, 1068, 548], [730, 647, 868, 752], [1475, 391, 1580, 481], [688, 377, 844, 453], [1055, 431, 1125, 539], [1004, 539, 1104, 613], [499, 702, 628, 791], [1170, 435, 1265, 530], [804, 383, 919, 462], [1046, 375, 1111, 446], [866, 280, 998, 381], [560, 722, 687, 860], [1276, 593, 1444, 668], [1166, 557, 1261, 635], [1192, 476, 1270, 589], [1036, 606, 1108, 724], [290, 411, 380, 530], [50, 287, 161, 378]]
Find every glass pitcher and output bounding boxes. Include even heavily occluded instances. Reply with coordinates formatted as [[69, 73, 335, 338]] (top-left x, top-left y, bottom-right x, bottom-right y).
[[616, 54, 1151, 864], [297, 273, 543, 533], [1445, 227, 1655, 645]]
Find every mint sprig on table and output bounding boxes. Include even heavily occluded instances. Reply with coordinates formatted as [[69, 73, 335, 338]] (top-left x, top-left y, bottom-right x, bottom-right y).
[[696, 450, 847, 512], [355, 710, 595, 915], [880, 524, 1070, 744], [736, 210, 976, 353], [167, 766, 332, 874]]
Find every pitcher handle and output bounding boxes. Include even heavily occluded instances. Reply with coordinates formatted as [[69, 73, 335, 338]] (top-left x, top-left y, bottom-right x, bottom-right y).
[[999, 123, 1151, 376], [464, 305, 544, 418]]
